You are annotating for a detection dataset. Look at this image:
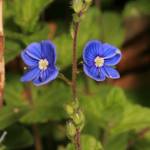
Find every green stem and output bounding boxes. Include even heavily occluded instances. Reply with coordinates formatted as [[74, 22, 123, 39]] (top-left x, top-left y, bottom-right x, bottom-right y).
[[58, 73, 72, 86]]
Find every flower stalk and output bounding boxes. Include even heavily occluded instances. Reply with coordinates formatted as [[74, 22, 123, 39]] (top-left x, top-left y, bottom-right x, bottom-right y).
[[0, 0, 4, 108], [68, 0, 92, 150]]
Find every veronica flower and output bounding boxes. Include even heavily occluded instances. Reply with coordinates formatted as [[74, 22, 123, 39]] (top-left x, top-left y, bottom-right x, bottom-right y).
[[83, 40, 122, 81], [21, 40, 58, 86]]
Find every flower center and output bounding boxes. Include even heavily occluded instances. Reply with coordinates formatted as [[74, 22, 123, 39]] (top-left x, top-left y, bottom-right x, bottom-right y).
[[38, 59, 49, 70], [94, 56, 104, 67]]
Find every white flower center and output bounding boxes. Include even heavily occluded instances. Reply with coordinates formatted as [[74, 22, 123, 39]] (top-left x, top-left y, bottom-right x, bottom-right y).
[[38, 59, 49, 70], [94, 56, 104, 67]]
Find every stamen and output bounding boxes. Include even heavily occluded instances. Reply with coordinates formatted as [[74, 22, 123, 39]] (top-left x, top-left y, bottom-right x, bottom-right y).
[[94, 56, 104, 67], [39, 59, 49, 70]]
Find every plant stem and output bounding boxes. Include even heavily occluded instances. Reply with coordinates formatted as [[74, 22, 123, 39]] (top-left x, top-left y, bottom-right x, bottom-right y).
[[32, 125, 43, 150], [72, 13, 81, 150], [0, 0, 4, 108], [58, 73, 72, 86], [25, 85, 43, 150], [72, 21, 79, 101], [75, 128, 81, 150], [94, 0, 100, 9]]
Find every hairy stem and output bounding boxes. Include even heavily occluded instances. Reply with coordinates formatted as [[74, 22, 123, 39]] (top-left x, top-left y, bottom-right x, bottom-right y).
[[0, 0, 4, 108], [72, 22, 79, 101], [74, 128, 81, 150], [72, 14, 81, 150]]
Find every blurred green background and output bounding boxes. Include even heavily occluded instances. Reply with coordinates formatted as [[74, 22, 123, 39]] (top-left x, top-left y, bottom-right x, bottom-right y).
[[1, 0, 150, 149]]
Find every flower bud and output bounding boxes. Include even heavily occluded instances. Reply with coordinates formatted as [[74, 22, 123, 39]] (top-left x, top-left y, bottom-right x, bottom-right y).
[[72, 100, 79, 110], [65, 104, 74, 115], [85, 0, 92, 4], [66, 121, 76, 139], [72, 110, 85, 126], [72, 0, 83, 13]]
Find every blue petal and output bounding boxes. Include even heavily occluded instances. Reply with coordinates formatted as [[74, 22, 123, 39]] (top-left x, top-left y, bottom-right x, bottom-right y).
[[21, 68, 40, 82], [21, 51, 38, 67], [83, 64, 106, 81], [102, 43, 119, 59], [104, 53, 122, 66], [40, 40, 56, 65], [102, 66, 120, 79], [83, 40, 103, 66], [32, 67, 58, 86], [25, 42, 41, 60]]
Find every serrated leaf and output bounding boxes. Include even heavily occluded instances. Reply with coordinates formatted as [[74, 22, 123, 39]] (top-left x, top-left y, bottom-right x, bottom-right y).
[[80, 86, 127, 129], [100, 88, 126, 127], [12, 0, 53, 32], [112, 104, 150, 134], [21, 82, 71, 124]]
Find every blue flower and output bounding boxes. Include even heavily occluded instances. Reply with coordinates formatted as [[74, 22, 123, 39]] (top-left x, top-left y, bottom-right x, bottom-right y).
[[83, 40, 122, 81], [21, 40, 58, 86]]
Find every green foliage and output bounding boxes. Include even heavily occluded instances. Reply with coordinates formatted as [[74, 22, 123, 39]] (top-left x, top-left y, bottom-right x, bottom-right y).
[[100, 12, 124, 47], [0, 106, 28, 130], [54, 8, 100, 68], [9, 0, 53, 33], [104, 133, 129, 150], [123, 0, 150, 18], [3, 124, 33, 149], [4, 0, 52, 63], [3, 0, 150, 149], [112, 104, 150, 134], [66, 134, 103, 150]]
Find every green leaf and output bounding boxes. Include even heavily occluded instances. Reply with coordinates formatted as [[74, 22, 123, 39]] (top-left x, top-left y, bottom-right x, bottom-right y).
[[112, 104, 150, 134], [5, 39, 22, 63], [100, 87, 126, 127], [101, 12, 124, 46], [0, 145, 7, 150], [66, 134, 103, 150], [104, 133, 129, 150], [0, 106, 29, 130], [4, 74, 29, 107], [123, 0, 150, 18], [80, 86, 127, 129], [3, 124, 33, 149], [22, 25, 50, 45], [4, 1, 13, 19], [5, 25, 50, 63], [12, 0, 53, 33], [21, 82, 71, 124]]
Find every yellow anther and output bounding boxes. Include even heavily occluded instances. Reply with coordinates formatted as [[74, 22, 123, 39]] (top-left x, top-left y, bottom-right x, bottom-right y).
[[39, 59, 49, 70], [94, 56, 104, 67]]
